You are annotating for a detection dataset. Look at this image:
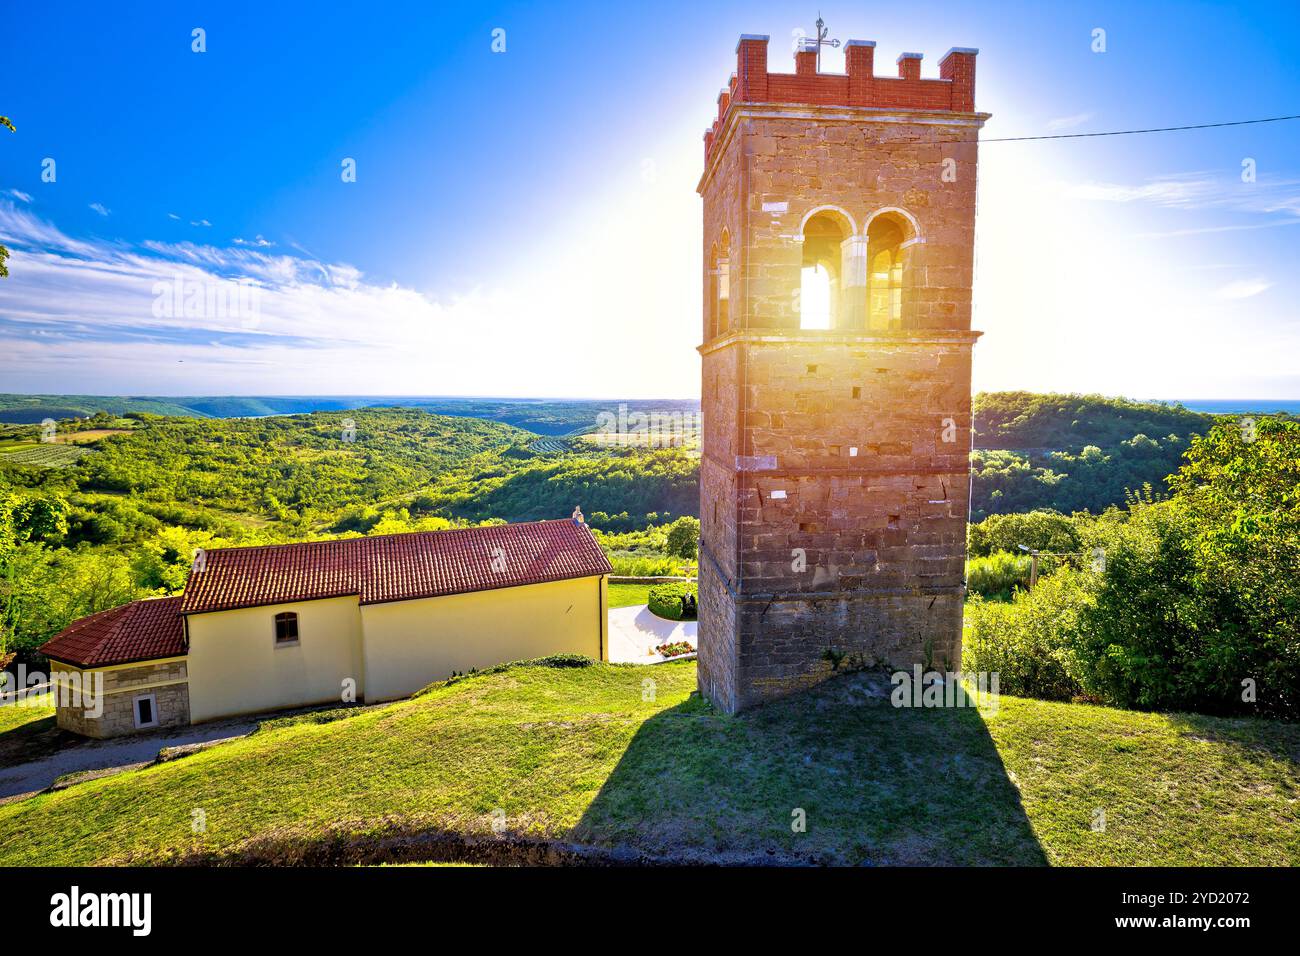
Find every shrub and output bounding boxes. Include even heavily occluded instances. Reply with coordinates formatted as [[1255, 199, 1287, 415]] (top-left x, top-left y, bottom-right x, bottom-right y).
[[1068, 496, 1300, 717], [965, 551, 1032, 599], [606, 554, 680, 577], [527, 654, 596, 669], [963, 569, 1090, 701], [648, 581, 697, 620]]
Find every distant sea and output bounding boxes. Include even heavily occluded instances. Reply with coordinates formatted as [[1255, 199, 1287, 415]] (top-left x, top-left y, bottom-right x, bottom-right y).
[[1158, 400, 1300, 415]]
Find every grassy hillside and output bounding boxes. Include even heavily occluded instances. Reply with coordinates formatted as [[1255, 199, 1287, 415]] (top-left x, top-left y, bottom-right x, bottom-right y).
[[1, 391, 1248, 521], [0, 661, 1295, 866], [423, 447, 698, 531]]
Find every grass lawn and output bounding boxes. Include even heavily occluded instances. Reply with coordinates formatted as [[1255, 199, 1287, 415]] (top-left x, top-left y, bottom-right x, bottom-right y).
[[0, 693, 53, 735], [0, 662, 1295, 866], [606, 582, 651, 608], [0, 693, 64, 769]]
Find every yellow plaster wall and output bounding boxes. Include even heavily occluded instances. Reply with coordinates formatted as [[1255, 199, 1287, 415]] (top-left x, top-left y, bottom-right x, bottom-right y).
[[359, 575, 606, 702], [186, 596, 364, 722]]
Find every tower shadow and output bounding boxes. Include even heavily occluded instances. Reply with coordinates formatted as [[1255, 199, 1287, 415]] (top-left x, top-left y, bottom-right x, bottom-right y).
[[573, 670, 1048, 865]]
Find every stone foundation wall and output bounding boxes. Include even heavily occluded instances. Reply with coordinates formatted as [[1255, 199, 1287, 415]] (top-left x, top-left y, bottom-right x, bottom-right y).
[[734, 591, 963, 710], [696, 550, 738, 714], [54, 658, 190, 739]]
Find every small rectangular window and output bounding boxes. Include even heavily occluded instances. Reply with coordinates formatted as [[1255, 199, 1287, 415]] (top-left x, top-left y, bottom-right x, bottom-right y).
[[851, 386, 861, 399], [134, 694, 158, 729], [274, 611, 300, 646]]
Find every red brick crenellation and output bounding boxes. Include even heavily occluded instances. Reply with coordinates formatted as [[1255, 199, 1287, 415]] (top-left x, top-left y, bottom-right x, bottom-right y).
[[705, 35, 978, 164]]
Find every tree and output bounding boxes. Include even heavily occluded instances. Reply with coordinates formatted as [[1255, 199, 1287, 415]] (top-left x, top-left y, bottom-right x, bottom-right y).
[[665, 515, 700, 560]]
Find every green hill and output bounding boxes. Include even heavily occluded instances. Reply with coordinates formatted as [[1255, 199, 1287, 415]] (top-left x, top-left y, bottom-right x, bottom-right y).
[[0, 394, 702, 437], [0, 660, 1295, 866], [0, 395, 203, 423], [969, 392, 1224, 518]]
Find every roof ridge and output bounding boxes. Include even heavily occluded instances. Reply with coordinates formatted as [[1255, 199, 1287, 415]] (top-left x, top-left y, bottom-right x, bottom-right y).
[[40, 595, 186, 668], [180, 518, 608, 616]]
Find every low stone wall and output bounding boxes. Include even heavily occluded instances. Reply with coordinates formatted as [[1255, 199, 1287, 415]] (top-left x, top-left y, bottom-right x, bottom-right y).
[[608, 575, 697, 584]]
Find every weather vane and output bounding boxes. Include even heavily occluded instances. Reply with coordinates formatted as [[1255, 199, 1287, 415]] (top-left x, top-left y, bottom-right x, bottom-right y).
[[811, 13, 840, 71]]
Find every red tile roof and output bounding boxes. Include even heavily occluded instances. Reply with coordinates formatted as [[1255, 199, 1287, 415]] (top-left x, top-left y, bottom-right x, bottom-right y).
[[180, 519, 611, 615], [39, 521, 610, 667], [40, 596, 185, 668]]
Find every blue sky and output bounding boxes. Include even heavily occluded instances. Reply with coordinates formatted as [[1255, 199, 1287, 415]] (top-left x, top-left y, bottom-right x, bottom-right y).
[[1, 0, 1298, 398]]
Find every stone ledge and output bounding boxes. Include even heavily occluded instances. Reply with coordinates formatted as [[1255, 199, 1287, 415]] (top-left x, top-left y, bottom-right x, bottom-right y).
[[699, 328, 982, 354]]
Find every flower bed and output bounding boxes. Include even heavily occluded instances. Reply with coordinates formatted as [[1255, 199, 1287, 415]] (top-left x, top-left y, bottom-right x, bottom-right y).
[[655, 641, 694, 659]]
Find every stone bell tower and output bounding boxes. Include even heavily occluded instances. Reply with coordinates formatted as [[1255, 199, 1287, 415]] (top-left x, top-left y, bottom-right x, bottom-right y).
[[696, 32, 987, 714]]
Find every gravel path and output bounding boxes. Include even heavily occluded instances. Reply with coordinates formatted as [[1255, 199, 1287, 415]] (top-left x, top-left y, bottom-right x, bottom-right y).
[[0, 718, 260, 803]]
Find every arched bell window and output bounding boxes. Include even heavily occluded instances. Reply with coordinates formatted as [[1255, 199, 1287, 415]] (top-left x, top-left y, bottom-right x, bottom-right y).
[[800, 212, 850, 329], [716, 229, 730, 334], [707, 243, 719, 339], [866, 213, 912, 331], [706, 231, 732, 339]]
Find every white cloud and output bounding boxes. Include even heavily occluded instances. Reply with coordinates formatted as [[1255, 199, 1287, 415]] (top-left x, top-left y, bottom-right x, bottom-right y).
[[1216, 277, 1272, 300], [1065, 171, 1300, 215], [233, 234, 274, 247], [1046, 112, 1092, 131], [0, 117, 705, 399], [1065, 173, 1222, 206], [190, 219, 212, 227], [167, 212, 181, 220], [0, 200, 674, 396], [88, 202, 110, 216], [6, 189, 32, 203]]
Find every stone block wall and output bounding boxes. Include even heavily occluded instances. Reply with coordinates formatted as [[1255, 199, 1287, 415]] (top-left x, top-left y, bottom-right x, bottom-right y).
[[54, 658, 190, 739]]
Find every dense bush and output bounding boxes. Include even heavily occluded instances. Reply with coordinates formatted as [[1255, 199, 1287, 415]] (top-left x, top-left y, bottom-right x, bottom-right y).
[[963, 570, 1089, 701], [965, 417, 1300, 718], [606, 555, 682, 577], [596, 522, 691, 576], [648, 581, 697, 620]]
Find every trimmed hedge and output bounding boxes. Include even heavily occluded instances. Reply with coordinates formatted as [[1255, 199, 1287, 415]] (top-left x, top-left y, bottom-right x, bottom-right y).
[[648, 581, 697, 620]]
